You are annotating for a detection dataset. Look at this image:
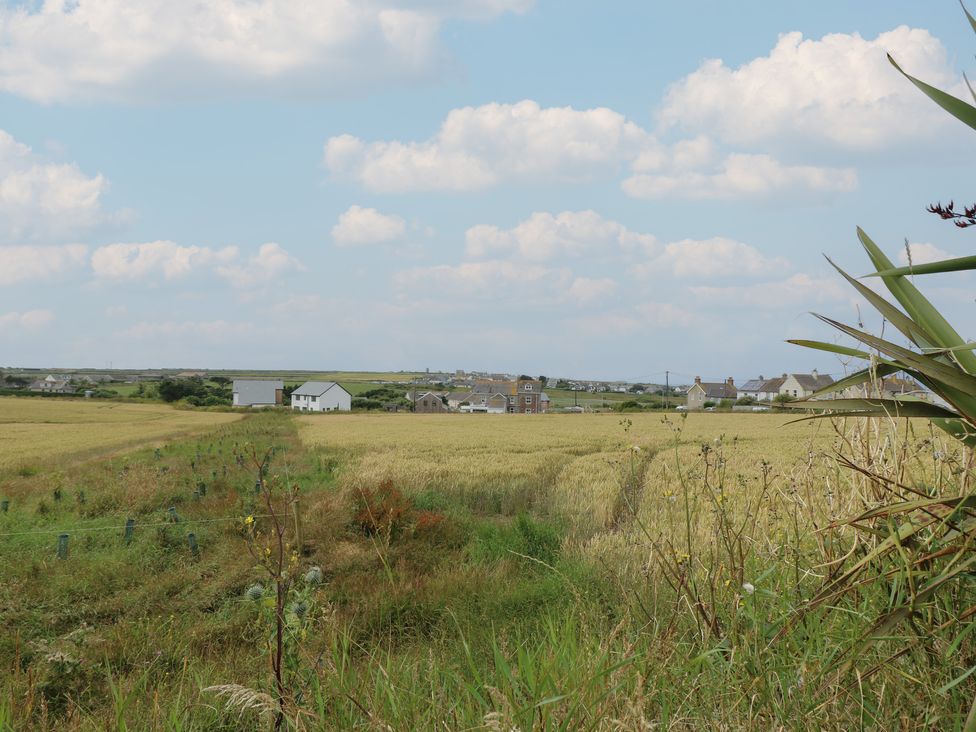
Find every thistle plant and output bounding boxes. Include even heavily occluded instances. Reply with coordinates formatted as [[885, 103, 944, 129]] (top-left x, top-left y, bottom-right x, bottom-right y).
[[207, 443, 319, 730]]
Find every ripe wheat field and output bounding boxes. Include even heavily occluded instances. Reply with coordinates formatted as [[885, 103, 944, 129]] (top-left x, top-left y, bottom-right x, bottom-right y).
[[0, 397, 241, 475]]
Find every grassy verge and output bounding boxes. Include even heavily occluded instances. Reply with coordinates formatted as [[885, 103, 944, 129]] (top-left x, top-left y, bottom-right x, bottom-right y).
[[0, 412, 973, 729]]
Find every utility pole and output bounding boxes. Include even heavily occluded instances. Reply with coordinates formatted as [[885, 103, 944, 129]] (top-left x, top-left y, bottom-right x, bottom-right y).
[[665, 371, 670, 410]]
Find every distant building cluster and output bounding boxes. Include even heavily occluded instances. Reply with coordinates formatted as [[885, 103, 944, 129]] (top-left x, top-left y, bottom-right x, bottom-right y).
[[413, 378, 550, 414], [682, 370, 927, 411]]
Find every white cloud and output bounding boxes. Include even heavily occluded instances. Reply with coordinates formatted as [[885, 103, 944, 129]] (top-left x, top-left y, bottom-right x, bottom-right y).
[[332, 205, 406, 246], [0, 0, 532, 103], [215, 242, 303, 287], [690, 273, 848, 309], [567, 277, 617, 304], [0, 130, 109, 242], [465, 210, 656, 261], [659, 27, 957, 149], [898, 242, 951, 266], [0, 244, 88, 285], [0, 309, 54, 330], [647, 237, 790, 279], [325, 100, 650, 192], [623, 153, 857, 200], [91, 241, 238, 280]]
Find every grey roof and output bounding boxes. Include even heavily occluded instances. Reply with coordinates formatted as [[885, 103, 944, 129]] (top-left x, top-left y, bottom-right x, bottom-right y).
[[693, 382, 738, 399], [740, 376, 785, 393], [789, 373, 835, 390], [293, 381, 349, 397], [738, 379, 767, 393], [233, 379, 283, 405]]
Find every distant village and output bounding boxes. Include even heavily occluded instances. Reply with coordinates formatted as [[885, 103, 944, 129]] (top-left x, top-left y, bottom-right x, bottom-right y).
[[0, 366, 932, 414]]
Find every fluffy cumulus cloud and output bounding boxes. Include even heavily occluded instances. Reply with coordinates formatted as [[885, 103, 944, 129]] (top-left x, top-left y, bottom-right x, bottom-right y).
[[0, 0, 532, 103], [91, 241, 238, 280], [898, 242, 951, 266], [659, 26, 957, 149], [623, 152, 857, 200], [0, 244, 88, 285], [325, 100, 650, 192], [465, 210, 656, 261], [215, 242, 303, 287], [647, 237, 790, 279], [90, 240, 301, 286], [0, 130, 109, 241], [332, 205, 406, 246], [0, 309, 54, 331]]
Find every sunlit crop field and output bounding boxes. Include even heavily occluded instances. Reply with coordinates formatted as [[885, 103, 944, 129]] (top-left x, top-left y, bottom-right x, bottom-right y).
[[299, 412, 839, 531], [0, 397, 242, 473]]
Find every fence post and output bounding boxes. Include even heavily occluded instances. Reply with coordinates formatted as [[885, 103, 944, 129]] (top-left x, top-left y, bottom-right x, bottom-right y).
[[57, 533, 69, 559], [124, 518, 135, 544], [168, 506, 179, 523], [187, 533, 199, 557], [0, 499, 8, 513]]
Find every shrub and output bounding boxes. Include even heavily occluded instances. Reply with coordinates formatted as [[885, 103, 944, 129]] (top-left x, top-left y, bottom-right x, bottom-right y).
[[355, 480, 411, 538]]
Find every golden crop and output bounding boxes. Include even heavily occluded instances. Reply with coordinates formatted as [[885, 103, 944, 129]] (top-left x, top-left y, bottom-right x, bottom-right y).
[[298, 411, 955, 573], [298, 412, 834, 526], [0, 397, 241, 473]]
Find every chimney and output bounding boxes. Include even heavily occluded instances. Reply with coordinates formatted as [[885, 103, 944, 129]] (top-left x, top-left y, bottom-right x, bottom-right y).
[[759, 375, 764, 380], [727, 377, 734, 386], [694, 376, 701, 385], [811, 368, 818, 378]]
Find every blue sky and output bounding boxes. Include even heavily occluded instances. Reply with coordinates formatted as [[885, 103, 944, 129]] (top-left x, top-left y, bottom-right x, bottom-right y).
[[1, 0, 974, 382]]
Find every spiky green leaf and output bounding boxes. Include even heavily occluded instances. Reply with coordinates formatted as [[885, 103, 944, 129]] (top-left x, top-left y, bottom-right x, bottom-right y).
[[888, 53, 976, 131], [869, 254, 976, 277]]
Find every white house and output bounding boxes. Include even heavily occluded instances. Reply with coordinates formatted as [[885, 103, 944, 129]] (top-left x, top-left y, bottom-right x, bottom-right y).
[[29, 375, 73, 393], [232, 379, 283, 408], [738, 375, 786, 402], [780, 371, 836, 400], [291, 381, 352, 412]]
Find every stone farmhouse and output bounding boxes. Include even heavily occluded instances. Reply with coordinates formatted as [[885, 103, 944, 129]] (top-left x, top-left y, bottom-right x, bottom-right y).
[[421, 378, 550, 414], [686, 377, 737, 410], [413, 391, 449, 413], [291, 381, 352, 412], [232, 379, 283, 408]]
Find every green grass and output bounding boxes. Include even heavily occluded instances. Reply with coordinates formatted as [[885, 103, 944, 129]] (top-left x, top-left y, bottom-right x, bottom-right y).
[[1, 410, 973, 729]]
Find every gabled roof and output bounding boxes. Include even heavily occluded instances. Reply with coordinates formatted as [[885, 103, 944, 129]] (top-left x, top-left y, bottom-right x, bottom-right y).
[[293, 381, 347, 397], [691, 382, 737, 399], [738, 379, 767, 393], [788, 373, 835, 390]]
